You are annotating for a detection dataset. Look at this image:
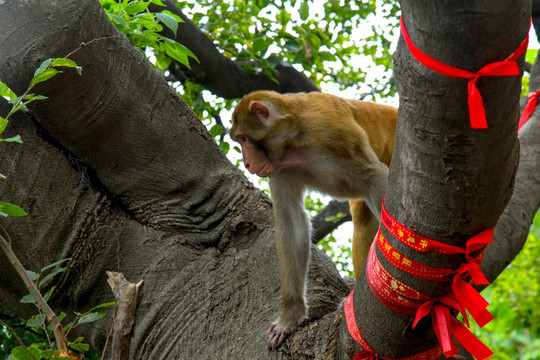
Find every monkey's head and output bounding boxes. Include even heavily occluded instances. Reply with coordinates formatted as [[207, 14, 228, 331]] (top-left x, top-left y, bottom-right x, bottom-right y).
[[230, 91, 291, 178]]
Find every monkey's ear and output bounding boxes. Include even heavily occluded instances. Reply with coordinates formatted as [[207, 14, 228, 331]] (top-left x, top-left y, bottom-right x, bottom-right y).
[[249, 102, 270, 120]]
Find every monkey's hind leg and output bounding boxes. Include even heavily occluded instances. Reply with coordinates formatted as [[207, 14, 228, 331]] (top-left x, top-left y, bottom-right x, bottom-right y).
[[349, 200, 379, 280]]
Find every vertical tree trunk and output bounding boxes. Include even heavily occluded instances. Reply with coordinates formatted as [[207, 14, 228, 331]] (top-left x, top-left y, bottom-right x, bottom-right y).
[[351, 1, 530, 358]]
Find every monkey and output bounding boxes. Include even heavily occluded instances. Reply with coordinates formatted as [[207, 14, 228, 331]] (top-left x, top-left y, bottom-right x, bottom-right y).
[[230, 90, 397, 350]]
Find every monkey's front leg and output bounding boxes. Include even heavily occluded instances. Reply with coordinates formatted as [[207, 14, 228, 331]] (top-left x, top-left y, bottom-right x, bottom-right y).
[[267, 175, 311, 351]]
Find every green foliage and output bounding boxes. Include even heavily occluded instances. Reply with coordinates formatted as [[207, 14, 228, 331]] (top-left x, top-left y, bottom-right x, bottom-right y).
[[0, 259, 115, 359], [98, 1, 399, 154], [305, 195, 354, 276], [99, 0, 198, 70], [472, 211, 540, 359], [317, 231, 353, 276], [0, 202, 27, 217], [183, 0, 398, 96], [1, 57, 81, 218], [521, 48, 538, 96]]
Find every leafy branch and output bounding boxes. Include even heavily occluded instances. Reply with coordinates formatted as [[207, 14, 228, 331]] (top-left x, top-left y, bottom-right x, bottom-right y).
[[0, 226, 68, 353], [0, 57, 81, 218]]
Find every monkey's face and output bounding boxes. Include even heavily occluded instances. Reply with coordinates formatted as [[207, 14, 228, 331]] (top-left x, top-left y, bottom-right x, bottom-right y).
[[231, 97, 276, 178]]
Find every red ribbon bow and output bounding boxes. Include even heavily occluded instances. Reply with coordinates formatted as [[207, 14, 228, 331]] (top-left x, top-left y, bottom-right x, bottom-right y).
[[518, 89, 540, 130], [413, 299, 493, 360], [452, 229, 494, 327], [401, 16, 529, 129], [355, 350, 380, 360]]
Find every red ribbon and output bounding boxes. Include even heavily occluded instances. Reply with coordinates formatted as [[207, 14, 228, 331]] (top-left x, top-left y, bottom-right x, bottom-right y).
[[452, 264, 493, 327], [376, 224, 494, 327], [367, 238, 495, 360], [354, 350, 380, 360], [518, 89, 540, 129], [344, 290, 444, 360], [413, 300, 493, 360], [371, 203, 496, 359], [401, 16, 529, 129], [453, 229, 494, 327]]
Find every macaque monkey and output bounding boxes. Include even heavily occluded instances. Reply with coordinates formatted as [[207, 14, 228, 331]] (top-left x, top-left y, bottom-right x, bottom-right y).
[[230, 90, 397, 350]]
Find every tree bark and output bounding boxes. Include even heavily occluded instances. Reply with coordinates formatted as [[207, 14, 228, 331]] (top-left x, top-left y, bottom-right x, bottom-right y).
[[0, 1, 538, 359], [350, 0, 533, 358], [0, 1, 345, 358]]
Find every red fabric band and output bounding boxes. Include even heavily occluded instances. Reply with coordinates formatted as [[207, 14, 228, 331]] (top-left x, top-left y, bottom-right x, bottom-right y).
[[382, 202, 464, 255], [518, 89, 540, 129], [401, 16, 529, 129], [344, 290, 443, 360], [376, 229, 454, 281], [376, 224, 494, 327], [364, 201, 495, 359], [367, 241, 493, 359]]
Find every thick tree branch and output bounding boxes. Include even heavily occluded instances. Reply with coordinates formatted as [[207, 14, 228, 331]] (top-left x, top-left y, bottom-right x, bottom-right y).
[[151, 0, 319, 98], [311, 200, 352, 244], [349, 2, 532, 358], [0, 2, 346, 358]]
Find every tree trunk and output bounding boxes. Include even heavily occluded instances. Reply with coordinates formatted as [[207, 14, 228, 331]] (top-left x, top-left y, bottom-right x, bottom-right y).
[[0, 1, 538, 359]]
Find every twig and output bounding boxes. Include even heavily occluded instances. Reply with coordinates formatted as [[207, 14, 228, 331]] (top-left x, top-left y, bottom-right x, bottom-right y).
[[64, 36, 122, 59], [0, 318, 36, 360], [0, 225, 68, 352]]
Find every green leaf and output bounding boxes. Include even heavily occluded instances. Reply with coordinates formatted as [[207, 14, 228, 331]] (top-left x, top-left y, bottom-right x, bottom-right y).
[[9, 346, 35, 360], [3, 135, 23, 143], [24, 94, 48, 101], [156, 12, 178, 36], [253, 37, 266, 53], [38, 267, 66, 287], [51, 58, 77, 68], [219, 141, 230, 154], [69, 337, 90, 353], [164, 41, 191, 68], [90, 301, 117, 311], [41, 257, 72, 273], [33, 58, 53, 77], [26, 314, 46, 327], [108, 13, 128, 28], [125, 1, 149, 15], [30, 68, 59, 86], [299, 0, 310, 21], [0, 116, 7, 134], [8, 94, 24, 106], [284, 39, 302, 52], [51, 58, 82, 75], [20, 293, 36, 304], [77, 311, 106, 325], [278, 9, 291, 26], [151, 0, 165, 5], [209, 124, 224, 138], [0, 202, 27, 216], [43, 286, 56, 302], [25, 270, 39, 281], [526, 49, 538, 65]]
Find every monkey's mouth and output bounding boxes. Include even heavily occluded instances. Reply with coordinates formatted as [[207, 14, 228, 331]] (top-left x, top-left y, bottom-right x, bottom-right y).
[[255, 164, 272, 178]]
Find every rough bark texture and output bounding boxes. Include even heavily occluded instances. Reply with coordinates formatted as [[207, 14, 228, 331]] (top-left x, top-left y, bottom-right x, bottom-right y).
[[351, 1, 534, 359], [0, 1, 347, 358], [0, 1, 538, 359]]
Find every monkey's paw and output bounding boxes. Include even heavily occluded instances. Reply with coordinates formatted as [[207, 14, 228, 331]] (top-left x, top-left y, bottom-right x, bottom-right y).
[[266, 315, 308, 351]]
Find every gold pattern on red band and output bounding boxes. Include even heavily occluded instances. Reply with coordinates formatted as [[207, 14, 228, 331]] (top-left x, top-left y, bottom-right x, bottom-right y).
[[344, 290, 443, 360], [381, 201, 466, 255], [376, 229, 455, 281]]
